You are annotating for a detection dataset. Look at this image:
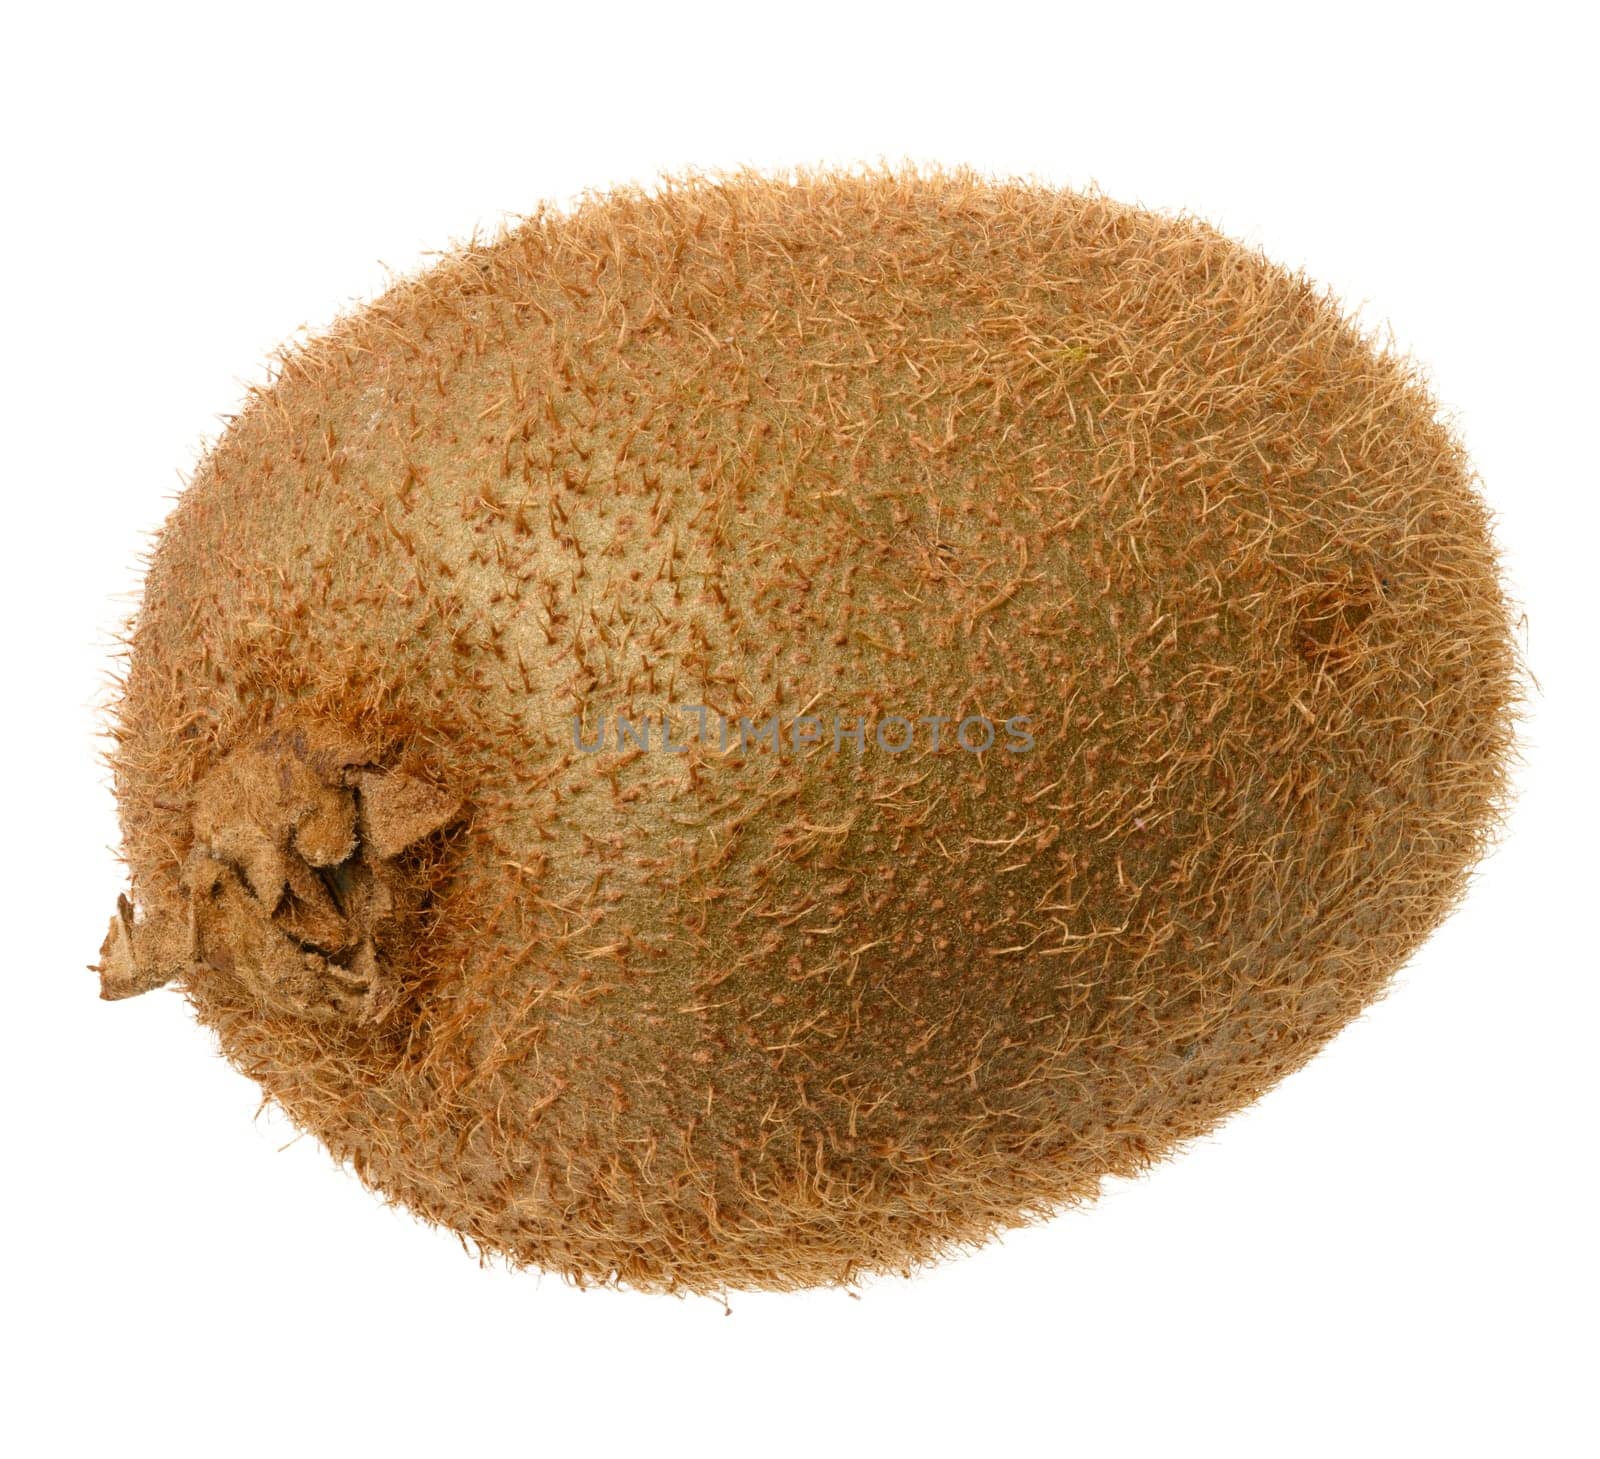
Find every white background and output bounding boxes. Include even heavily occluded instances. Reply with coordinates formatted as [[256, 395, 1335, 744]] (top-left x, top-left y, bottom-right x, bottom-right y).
[[4, 4, 1595, 1455]]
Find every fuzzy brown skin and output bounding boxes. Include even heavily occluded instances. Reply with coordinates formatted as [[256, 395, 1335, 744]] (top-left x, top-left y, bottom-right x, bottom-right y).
[[102, 169, 1518, 1292]]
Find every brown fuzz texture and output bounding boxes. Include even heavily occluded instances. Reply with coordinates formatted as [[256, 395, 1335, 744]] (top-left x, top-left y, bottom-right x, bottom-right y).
[[100, 168, 1518, 1293]]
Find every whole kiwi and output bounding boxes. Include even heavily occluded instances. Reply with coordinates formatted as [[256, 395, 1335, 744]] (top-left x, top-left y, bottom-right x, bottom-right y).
[[98, 168, 1517, 1292]]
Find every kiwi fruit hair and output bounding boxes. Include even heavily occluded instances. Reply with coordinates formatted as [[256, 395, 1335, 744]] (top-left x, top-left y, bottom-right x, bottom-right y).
[[97, 167, 1518, 1293]]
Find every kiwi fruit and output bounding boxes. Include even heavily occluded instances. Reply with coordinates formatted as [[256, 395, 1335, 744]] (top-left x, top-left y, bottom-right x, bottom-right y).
[[97, 168, 1517, 1292]]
